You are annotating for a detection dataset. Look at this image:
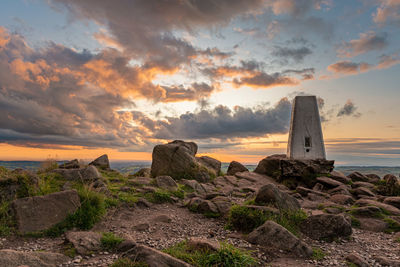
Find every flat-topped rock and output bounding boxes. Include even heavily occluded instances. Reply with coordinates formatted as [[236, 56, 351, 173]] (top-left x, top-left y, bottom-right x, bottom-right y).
[[12, 190, 80, 234]]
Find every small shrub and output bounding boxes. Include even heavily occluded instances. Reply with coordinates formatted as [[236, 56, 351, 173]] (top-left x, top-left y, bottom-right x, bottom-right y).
[[227, 205, 268, 233], [63, 244, 77, 258], [312, 248, 325, 260], [110, 258, 149, 267], [395, 237, 400, 243], [101, 232, 124, 251]]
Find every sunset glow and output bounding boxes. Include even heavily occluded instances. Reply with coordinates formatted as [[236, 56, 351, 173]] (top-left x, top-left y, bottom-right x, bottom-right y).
[[0, 0, 399, 165]]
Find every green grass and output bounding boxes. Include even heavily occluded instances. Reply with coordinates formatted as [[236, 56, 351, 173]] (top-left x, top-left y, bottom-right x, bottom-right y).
[[0, 200, 14, 236], [383, 218, 400, 233], [346, 262, 358, 267], [227, 205, 269, 233], [101, 232, 124, 251], [36, 172, 64, 196], [395, 237, 400, 243], [117, 192, 139, 205], [163, 240, 256, 267], [43, 186, 106, 236], [227, 205, 307, 235], [349, 216, 361, 228], [145, 189, 174, 204], [312, 248, 325, 260], [110, 258, 149, 267]]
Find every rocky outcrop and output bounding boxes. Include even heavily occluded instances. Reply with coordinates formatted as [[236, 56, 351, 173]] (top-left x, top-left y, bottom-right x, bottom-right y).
[[355, 199, 400, 215], [330, 170, 351, 184], [65, 231, 102, 255], [383, 196, 400, 209], [12, 190, 80, 234], [300, 214, 352, 241], [254, 154, 334, 187], [52, 165, 102, 182], [227, 161, 248, 175], [59, 159, 80, 169], [89, 154, 110, 170], [348, 172, 369, 182], [247, 221, 312, 258], [255, 183, 300, 211], [0, 249, 69, 267], [151, 140, 219, 182]]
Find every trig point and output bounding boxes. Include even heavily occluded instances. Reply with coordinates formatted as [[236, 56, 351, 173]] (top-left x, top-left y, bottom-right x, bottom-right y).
[[287, 95, 326, 160]]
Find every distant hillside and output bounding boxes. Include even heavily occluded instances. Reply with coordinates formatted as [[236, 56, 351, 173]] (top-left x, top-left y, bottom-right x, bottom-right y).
[[0, 161, 398, 178]]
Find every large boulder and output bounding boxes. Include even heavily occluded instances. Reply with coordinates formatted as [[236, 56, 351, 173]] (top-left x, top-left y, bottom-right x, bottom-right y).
[[124, 243, 191, 267], [300, 214, 352, 241], [151, 140, 205, 181], [247, 221, 312, 258], [254, 154, 286, 178], [65, 231, 102, 255], [89, 154, 110, 170], [330, 170, 351, 184], [0, 249, 69, 267], [255, 183, 300, 211], [12, 190, 81, 234], [227, 161, 248, 175]]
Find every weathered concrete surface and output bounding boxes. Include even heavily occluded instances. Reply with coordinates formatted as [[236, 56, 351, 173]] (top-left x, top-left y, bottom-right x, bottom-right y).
[[287, 95, 326, 160]]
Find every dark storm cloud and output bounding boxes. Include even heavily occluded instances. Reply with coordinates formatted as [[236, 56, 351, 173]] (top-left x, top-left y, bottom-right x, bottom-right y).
[[152, 98, 291, 139], [337, 100, 361, 118], [272, 46, 313, 63]]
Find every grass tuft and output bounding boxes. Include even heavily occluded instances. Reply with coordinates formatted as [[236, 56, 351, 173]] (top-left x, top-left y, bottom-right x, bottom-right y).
[[312, 247, 325, 260], [101, 232, 124, 251], [227, 205, 307, 235], [163, 240, 256, 267]]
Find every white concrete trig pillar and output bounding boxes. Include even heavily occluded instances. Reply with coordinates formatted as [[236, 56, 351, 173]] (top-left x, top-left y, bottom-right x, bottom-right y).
[[287, 95, 326, 160]]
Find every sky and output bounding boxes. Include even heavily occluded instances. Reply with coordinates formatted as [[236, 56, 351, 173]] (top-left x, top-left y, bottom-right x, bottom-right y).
[[0, 0, 399, 165]]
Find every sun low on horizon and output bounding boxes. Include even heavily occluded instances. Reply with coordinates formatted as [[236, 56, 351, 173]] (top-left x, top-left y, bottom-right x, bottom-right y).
[[0, 0, 399, 166]]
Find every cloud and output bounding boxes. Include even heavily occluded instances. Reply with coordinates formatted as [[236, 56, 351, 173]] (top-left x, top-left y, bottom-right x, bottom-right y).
[[266, 0, 331, 16], [152, 98, 292, 139], [327, 61, 372, 74], [49, 0, 264, 68], [272, 46, 313, 63], [337, 100, 361, 118], [373, 0, 400, 26], [327, 53, 400, 77], [337, 31, 388, 58]]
